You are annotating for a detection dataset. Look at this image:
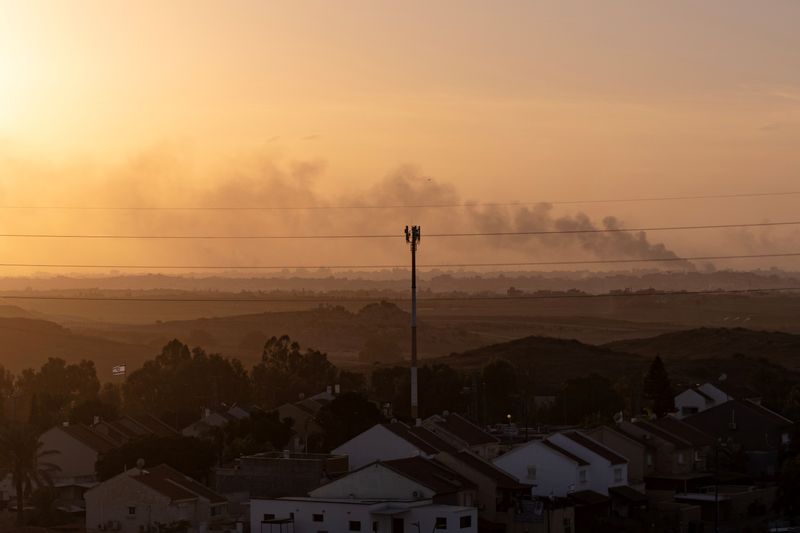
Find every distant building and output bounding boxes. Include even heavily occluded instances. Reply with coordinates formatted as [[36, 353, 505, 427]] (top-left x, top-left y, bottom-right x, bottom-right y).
[[40, 424, 118, 481], [84, 464, 228, 533]]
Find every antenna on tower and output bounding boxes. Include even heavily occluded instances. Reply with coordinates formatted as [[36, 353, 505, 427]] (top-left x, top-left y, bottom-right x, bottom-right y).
[[405, 225, 421, 424]]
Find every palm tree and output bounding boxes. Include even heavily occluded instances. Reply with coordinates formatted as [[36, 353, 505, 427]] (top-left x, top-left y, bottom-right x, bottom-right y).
[[0, 422, 60, 525]]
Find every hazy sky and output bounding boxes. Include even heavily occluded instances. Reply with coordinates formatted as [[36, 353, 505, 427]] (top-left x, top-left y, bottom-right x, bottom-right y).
[[1, 1, 799, 273]]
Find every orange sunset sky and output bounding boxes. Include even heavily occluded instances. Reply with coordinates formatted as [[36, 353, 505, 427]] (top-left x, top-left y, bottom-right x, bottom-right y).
[[1, 1, 799, 273]]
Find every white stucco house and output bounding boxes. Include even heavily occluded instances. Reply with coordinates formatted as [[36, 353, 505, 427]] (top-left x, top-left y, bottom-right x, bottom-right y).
[[493, 431, 629, 498], [332, 422, 459, 470], [84, 464, 228, 533], [251, 457, 477, 533]]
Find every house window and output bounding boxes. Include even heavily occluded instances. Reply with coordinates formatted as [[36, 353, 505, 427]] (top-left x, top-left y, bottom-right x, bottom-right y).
[[783, 433, 791, 445], [564, 517, 572, 533], [313, 514, 324, 522], [128, 506, 136, 517], [460, 515, 472, 529], [435, 517, 447, 529], [579, 469, 587, 484], [677, 452, 685, 465], [694, 450, 702, 462], [646, 453, 653, 466], [211, 506, 220, 517], [372, 522, 379, 532], [614, 468, 623, 483], [526, 465, 537, 480], [349, 521, 362, 531]]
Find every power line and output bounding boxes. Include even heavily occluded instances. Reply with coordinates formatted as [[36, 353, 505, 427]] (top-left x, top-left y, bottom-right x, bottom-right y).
[[1, 220, 799, 240], [0, 286, 798, 303], [1, 190, 798, 211], [1, 251, 800, 270]]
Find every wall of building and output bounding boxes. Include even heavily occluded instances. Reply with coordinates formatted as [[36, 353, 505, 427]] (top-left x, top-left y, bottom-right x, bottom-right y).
[[586, 426, 647, 484], [250, 499, 478, 533], [39, 427, 99, 480], [85, 474, 206, 533], [333, 425, 425, 470], [547, 434, 628, 496], [493, 443, 579, 497]]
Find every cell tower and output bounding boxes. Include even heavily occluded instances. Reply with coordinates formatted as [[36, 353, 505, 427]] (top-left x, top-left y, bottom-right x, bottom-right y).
[[405, 225, 421, 423]]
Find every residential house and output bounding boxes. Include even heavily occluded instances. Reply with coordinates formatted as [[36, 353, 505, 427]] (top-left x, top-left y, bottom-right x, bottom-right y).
[[84, 464, 228, 533], [493, 431, 629, 497], [617, 417, 712, 477], [683, 399, 793, 477], [423, 412, 500, 459], [274, 400, 325, 452], [182, 409, 237, 438], [586, 425, 649, 491], [674, 382, 761, 419], [434, 450, 568, 533], [332, 421, 459, 470], [251, 457, 478, 533], [39, 423, 118, 481]]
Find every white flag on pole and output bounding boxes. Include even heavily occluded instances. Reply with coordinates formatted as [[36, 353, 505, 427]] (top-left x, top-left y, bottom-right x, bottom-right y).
[[112, 364, 127, 376]]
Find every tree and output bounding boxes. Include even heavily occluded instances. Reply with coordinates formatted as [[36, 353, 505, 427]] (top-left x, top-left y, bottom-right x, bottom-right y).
[[216, 410, 294, 461], [369, 364, 465, 420], [482, 358, 518, 423], [0, 422, 60, 525], [251, 335, 337, 409], [123, 340, 251, 427], [551, 374, 624, 425], [314, 392, 384, 450], [16, 358, 100, 430], [68, 397, 119, 426], [0, 364, 14, 419], [642, 356, 674, 417], [95, 435, 216, 482]]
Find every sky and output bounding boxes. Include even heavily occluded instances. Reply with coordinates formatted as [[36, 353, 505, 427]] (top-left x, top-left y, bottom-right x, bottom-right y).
[[0, 0, 799, 274]]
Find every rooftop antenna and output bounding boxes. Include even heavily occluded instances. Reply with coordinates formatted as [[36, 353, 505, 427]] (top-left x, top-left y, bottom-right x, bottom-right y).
[[405, 225, 421, 424]]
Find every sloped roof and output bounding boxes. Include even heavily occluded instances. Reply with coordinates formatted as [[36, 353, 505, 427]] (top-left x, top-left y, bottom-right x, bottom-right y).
[[60, 424, 117, 454], [428, 413, 498, 446], [132, 464, 226, 504], [633, 420, 692, 448], [541, 440, 589, 466], [127, 415, 178, 437], [562, 432, 627, 465], [450, 451, 530, 490], [382, 423, 440, 455], [408, 426, 461, 454], [382, 457, 475, 495], [653, 417, 713, 447]]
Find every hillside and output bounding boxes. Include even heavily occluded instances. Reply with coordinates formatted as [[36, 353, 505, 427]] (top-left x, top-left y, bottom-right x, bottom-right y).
[[604, 327, 800, 368], [428, 335, 648, 390], [0, 317, 152, 375], [73, 301, 489, 366]]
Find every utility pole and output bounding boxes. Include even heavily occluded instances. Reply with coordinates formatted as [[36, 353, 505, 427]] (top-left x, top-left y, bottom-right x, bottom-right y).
[[405, 225, 421, 424]]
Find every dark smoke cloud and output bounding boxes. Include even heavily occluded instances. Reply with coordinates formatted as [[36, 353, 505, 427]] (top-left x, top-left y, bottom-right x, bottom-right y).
[[0, 148, 690, 272]]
